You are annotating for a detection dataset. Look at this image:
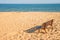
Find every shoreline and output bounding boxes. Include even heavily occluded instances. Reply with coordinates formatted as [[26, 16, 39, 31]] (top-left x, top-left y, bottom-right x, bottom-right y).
[[0, 11, 60, 12], [0, 12, 60, 14]]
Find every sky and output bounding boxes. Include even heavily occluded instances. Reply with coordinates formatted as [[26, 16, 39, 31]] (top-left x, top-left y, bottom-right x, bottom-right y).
[[0, 0, 60, 4]]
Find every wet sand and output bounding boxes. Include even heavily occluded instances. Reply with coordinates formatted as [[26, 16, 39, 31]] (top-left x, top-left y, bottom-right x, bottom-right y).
[[0, 12, 60, 40]]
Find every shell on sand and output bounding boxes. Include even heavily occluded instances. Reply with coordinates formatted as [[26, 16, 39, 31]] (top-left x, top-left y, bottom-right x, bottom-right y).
[[0, 12, 60, 40]]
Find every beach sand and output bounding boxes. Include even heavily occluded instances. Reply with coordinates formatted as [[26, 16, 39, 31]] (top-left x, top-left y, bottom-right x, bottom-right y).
[[0, 12, 60, 40]]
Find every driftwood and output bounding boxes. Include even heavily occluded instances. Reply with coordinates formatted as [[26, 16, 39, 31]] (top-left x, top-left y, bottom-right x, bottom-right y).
[[24, 19, 54, 33]]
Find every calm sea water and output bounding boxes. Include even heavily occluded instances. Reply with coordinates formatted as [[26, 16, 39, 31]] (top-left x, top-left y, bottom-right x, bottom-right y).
[[0, 4, 60, 12]]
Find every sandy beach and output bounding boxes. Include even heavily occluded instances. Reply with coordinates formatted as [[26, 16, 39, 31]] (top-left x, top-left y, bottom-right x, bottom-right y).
[[0, 12, 60, 40]]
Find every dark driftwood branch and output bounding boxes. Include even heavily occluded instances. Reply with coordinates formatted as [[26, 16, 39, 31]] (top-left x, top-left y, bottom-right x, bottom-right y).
[[24, 19, 54, 33]]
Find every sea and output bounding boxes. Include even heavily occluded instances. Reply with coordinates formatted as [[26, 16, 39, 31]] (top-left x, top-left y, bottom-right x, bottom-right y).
[[0, 4, 60, 12]]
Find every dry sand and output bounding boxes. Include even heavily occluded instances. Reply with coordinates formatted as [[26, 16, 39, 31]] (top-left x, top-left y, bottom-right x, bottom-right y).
[[0, 12, 60, 40]]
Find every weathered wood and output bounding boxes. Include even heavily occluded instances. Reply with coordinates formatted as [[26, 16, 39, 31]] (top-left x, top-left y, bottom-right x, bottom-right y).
[[24, 19, 54, 33], [24, 26, 42, 33]]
